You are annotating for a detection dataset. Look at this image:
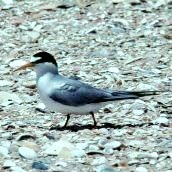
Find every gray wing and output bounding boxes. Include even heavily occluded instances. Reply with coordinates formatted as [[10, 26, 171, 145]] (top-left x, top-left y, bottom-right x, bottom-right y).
[[49, 81, 112, 106], [49, 76, 160, 106]]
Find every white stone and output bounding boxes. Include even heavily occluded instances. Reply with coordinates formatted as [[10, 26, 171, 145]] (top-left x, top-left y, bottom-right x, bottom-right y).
[[128, 152, 140, 159], [169, 152, 172, 158], [2, 0, 13, 4], [1, 140, 11, 149], [91, 157, 107, 165], [11, 166, 26, 172], [105, 141, 121, 149], [36, 102, 46, 110], [44, 140, 74, 155], [136, 83, 156, 90], [55, 161, 67, 167], [76, 143, 88, 150], [128, 140, 144, 147], [88, 145, 99, 151], [44, 140, 74, 158], [150, 152, 158, 159], [71, 149, 86, 158], [135, 167, 148, 172], [154, 117, 169, 124], [0, 80, 12, 87], [152, 68, 161, 74], [0, 91, 22, 104], [18, 146, 37, 159], [3, 160, 16, 168], [132, 109, 144, 116], [108, 67, 120, 73], [113, 129, 127, 136], [0, 146, 9, 156], [27, 31, 40, 42], [9, 59, 27, 68], [149, 159, 156, 165], [1, 133, 12, 139]]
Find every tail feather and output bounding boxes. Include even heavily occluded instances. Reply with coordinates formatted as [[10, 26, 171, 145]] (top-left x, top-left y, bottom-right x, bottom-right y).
[[123, 91, 161, 97], [110, 90, 163, 101]]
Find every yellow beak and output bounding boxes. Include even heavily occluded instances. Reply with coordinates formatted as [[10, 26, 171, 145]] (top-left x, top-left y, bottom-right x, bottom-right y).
[[14, 62, 34, 72]]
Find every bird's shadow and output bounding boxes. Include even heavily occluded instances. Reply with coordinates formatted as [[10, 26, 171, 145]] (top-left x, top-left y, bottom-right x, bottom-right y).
[[50, 122, 155, 132]]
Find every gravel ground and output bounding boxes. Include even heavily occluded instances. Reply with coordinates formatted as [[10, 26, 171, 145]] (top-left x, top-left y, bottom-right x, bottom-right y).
[[0, 0, 172, 171]]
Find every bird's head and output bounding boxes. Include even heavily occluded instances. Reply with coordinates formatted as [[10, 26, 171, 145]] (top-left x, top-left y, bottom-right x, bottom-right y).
[[15, 51, 57, 72]]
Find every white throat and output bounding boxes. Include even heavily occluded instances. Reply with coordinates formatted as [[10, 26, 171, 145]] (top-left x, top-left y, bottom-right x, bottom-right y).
[[35, 63, 58, 81]]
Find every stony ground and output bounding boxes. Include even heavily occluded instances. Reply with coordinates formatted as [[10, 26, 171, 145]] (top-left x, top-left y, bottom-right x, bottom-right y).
[[0, 0, 172, 171]]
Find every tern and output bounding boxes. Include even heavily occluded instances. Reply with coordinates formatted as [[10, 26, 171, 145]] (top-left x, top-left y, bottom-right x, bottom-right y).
[[15, 51, 161, 127]]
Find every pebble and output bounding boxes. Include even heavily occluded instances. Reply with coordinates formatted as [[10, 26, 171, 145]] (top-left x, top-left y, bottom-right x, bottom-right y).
[[108, 67, 120, 73], [76, 142, 89, 150], [3, 160, 16, 168], [99, 128, 109, 135], [98, 139, 108, 149], [113, 129, 126, 137], [19, 141, 39, 151], [0, 80, 12, 87], [0, 66, 10, 74], [149, 159, 157, 165], [9, 59, 27, 68], [96, 165, 120, 172], [90, 48, 110, 58], [36, 102, 46, 110], [135, 166, 148, 172], [16, 134, 36, 141], [72, 149, 86, 158], [169, 152, 172, 158], [136, 152, 159, 159], [159, 139, 172, 148], [128, 160, 140, 165], [11, 166, 26, 172], [1, 140, 11, 149], [18, 146, 37, 159], [55, 161, 67, 167], [149, 152, 159, 159], [131, 100, 146, 108], [34, 24, 43, 32], [2, 0, 13, 5], [87, 150, 104, 155], [44, 140, 86, 159], [1, 101, 14, 107], [1, 133, 13, 139], [128, 140, 144, 147], [0, 91, 22, 104], [154, 117, 169, 125], [105, 141, 121, 149], [136, 83, 156, 90], [132, 109, 144, 116], [128, 152, 140, 159], [88, 145, 99, 151], [32, 161, 49, 170], [22, 81, 36, 89], [91, 157, 107, 166], [0, 146, 9, 156], [27, 31, 40, 42], [103, 147, 114, 155], [44, 140, 75, 159]]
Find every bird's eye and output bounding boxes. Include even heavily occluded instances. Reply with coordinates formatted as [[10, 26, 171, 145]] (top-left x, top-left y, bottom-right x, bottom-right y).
[[31, 56, 41, 63]]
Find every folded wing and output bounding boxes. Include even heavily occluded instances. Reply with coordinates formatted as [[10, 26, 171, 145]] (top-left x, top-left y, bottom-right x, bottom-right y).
[[49, 80, 160, 106]]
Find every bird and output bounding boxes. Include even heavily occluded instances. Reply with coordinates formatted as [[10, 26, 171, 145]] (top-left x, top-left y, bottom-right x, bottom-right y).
[[15, 51, 161, 128]]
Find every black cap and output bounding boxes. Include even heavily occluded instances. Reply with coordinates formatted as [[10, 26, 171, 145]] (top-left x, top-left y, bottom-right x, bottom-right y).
[[33, 52, 57, 66]]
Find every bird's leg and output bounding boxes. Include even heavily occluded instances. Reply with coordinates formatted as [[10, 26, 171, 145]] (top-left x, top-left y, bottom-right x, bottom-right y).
[[90, 112, 97, 126], [63, 114, 70, 127]]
